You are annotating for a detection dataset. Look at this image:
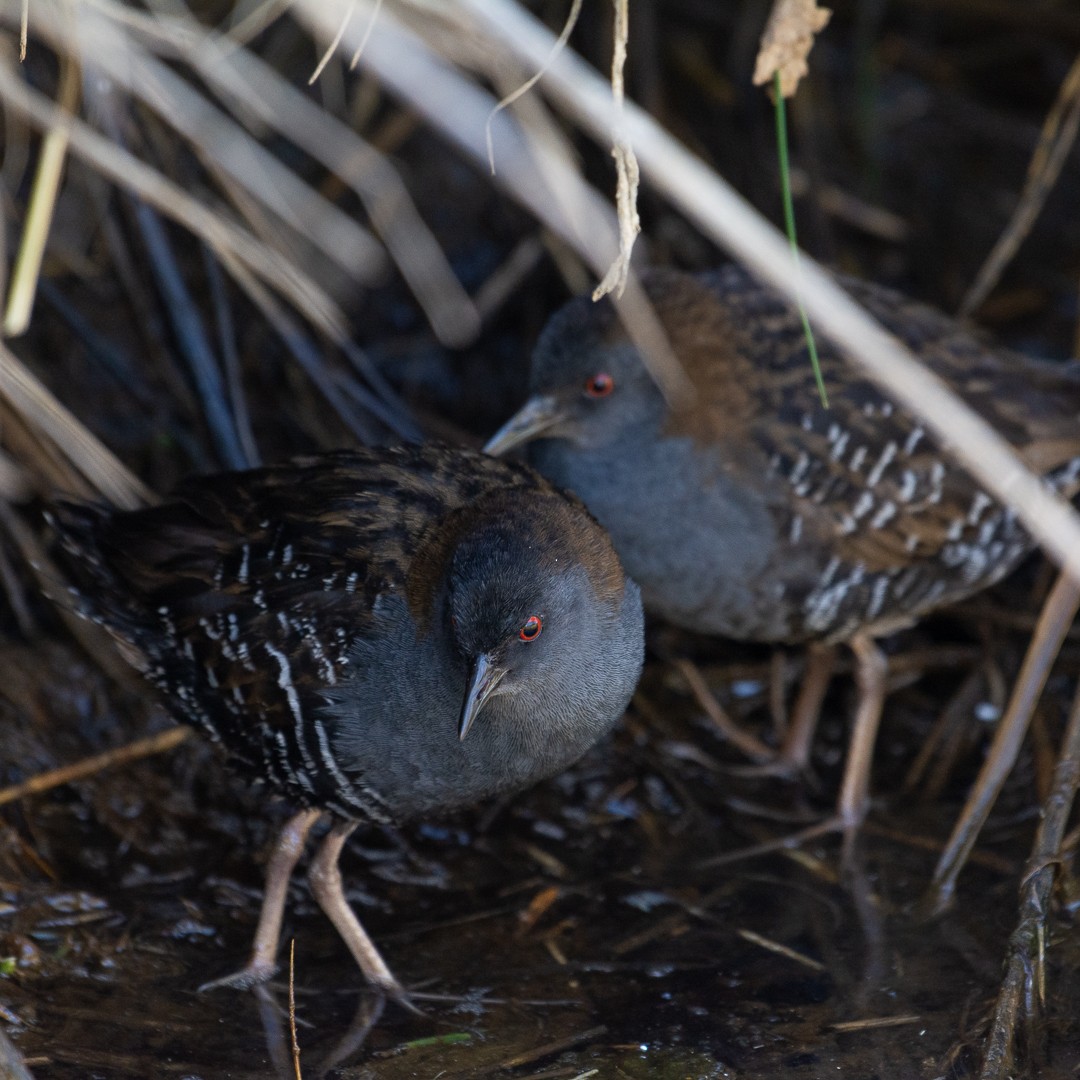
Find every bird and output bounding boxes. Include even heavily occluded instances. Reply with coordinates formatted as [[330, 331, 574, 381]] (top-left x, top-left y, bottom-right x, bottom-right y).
[[484, 264, 1080, 828], [49, 445, 644, 1000]]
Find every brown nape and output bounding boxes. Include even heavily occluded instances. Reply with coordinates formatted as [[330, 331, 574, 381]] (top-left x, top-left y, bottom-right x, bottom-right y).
[[531, 492, 629, 609], [631, 271, 762, 446], [406, 488, 627, 630]]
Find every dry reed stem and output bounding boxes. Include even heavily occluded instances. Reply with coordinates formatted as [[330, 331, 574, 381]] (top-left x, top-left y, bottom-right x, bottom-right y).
[[0, 726, 192, 807], [978, 677, 1080, 1078], [289, 939, 303, 1080], [17, 0, 503, 351], [0, 46, 347, 338], [961, 48, 1080, 317], [674, 658, 775, 764], [0, 338, 149, 507], [926, 569, 1080, 913], [90, 0, 479, 345], [3, 45, 78, 336], [736, 927, 826, 971], [590, 0, 639, 302], [68, 3, 384, 279]]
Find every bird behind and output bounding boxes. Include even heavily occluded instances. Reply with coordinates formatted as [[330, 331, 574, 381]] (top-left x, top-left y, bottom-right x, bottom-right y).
[[486, 265, 1080, 826]]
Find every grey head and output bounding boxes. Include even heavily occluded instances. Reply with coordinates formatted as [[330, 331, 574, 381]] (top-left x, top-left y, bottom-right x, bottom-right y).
[[484, 286, 671, 456], [329, 488, 645, 817], [450, 490, 642, 733], [480, 271, 788, 639]]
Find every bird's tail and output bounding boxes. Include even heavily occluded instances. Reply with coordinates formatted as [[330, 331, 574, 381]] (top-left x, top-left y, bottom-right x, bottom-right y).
[[45, 501, 150, 660]]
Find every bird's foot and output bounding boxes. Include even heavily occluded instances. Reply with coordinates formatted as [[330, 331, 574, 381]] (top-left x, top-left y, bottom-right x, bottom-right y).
[[371, 975, 425, 1016], [198, 959, 279, 993], [199, 959, 422, 1015]]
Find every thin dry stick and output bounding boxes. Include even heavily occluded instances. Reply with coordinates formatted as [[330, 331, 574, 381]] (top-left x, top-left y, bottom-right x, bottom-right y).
[[592, 0, 640, 302], [309, 0, 384, 78], [484, 0, 583, 174], [309, 0, 357, 83], [925, 570, 1080, 915], [961, 49, 1080, 317], [697, 818, 848, 870], [979, 676, 1080, 1080], [674, 658, 775, 763], [736, 928, 826, 971], [0, 727, 192, 807], [830, 1015, 922, 1033], [289, 939, 303, 1080], [348, 0, 383, 68], [4, 36, 79, 337], [471, 1026, 606, 1077]]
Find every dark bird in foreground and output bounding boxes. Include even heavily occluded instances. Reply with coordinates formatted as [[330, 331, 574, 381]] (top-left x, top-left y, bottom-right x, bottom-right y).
[[51, 446, 643, 999], [485, 265, 1080, 826]]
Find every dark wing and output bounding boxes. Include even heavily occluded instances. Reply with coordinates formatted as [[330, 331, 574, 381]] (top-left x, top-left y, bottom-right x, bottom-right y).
[[50, 445, 545, 809], [704, 266, 1080, 574]]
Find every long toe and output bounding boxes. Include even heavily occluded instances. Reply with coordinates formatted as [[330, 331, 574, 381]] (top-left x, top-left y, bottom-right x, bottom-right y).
[[381, 980, 425, 1017], [198, 959, 279, 993]]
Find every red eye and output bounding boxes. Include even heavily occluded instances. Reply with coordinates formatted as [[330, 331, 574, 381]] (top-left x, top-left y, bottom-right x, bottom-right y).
[[584, 372, 614, 398], [519, 615, 543, 641]]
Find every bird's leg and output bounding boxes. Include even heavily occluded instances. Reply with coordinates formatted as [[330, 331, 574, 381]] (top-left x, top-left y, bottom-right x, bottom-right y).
[[778, 642, 837, 772], [837, 634, 888, 833], [200, 807, 323, 991], [307, 820, 411, 1005], [768, 649, 792, 738]]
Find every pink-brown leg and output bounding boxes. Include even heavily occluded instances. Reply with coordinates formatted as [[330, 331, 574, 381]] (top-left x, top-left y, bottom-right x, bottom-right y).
[[200, 807, 323, 991], [307, 820, 410, 1004], [837, 634, 888, 832], [779, 642, 838, 772]]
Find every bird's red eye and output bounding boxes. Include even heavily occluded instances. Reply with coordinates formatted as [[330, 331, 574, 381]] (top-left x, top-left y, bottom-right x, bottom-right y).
[[519, 615, 543, 641], [584, 372, 614, 398]]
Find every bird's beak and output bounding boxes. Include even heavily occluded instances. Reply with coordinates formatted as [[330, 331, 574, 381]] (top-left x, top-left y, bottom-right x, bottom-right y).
[[483, 394, 567, 456], [459, 652, 508, 740]]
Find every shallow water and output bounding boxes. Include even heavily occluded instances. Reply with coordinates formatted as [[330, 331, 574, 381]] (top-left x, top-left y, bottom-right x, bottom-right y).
[[2, 640, 1079, 1079]]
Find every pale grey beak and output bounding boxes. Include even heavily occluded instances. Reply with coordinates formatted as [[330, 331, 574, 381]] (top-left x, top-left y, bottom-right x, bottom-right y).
[[483, 394, 566, 456], [459, 652, 508, 740]]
